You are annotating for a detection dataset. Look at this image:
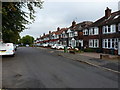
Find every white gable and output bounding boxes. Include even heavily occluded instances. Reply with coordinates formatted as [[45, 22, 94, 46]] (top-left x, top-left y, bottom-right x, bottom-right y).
[[67, 29, 71, 33]]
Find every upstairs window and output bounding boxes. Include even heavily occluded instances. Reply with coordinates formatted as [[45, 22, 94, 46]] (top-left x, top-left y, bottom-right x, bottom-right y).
[[83, 29, 88, 35], [89, 27, 98, 35], [103, 26, 108, 34], [74, 31, 78, 36], [103, 25, 116, 34], [118, 23, 120, 31], [69, 32, 73, 37], [110, 24, 116, 33], [94, 27, 99, 35], [89, 28, 93, 35]]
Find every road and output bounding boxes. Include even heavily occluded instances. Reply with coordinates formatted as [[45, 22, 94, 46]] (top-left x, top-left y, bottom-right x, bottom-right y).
[[2, 47, 119, 88]]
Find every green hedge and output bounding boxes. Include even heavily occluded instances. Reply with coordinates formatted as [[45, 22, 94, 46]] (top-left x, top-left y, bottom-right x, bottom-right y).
[[84, 48, 95, 52]]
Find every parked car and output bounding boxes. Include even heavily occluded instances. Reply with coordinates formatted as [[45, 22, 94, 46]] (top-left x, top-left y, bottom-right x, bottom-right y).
[[51, 44, 58, 49], [42, 43, 48, 47], [26, 44, 29, 47], [0, 43, 15, 56], [14, 44, 17, 51], [48, 43, 54, 47], [56, 44, 64, 49]]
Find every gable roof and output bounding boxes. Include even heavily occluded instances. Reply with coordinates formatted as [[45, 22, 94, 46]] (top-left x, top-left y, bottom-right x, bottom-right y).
[[89, 10, 120, 27]]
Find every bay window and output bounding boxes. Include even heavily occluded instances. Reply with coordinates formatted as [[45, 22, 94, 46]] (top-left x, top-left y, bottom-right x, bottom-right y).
[[103, 24, 116, 34], [103, 38, 118, 49], [118, 23, 120, 31], [89, 27, 98, 35], [89, 39, 99, 48]]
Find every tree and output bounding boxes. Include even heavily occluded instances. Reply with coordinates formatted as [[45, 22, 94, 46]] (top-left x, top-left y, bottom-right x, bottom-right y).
[[21, 35, 34, 45], [2, 1, 43, 43]]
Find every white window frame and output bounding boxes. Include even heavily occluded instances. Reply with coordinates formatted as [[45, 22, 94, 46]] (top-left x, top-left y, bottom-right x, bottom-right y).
[[89, 39, 99, 48], [103, 26, 108, 34], [89, 39, 93, 47], [103, 38, 118, 49], [74, 31, 78, 36], [89, 28, 93, 35], [94, 27, 99, 35], [110, 24, 116, 33], [118, 23, 120, 31]]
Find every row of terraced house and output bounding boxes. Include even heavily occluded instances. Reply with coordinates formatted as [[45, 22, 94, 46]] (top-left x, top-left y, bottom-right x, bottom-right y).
[[35, 7, 120, 55]]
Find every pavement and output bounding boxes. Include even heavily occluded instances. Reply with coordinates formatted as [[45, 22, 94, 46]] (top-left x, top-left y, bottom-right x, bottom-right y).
[[52, 49, 120, 74]]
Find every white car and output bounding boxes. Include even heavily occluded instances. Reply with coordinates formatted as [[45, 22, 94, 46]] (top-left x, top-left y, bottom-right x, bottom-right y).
[[42, 43, 48, 47], [0, 43, 15, 56], [56, 44, 64, 49], [51, 44, 58, 49]]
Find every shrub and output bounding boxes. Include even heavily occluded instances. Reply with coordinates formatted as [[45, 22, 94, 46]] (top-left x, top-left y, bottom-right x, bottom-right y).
[[84, 48, 95, 52]]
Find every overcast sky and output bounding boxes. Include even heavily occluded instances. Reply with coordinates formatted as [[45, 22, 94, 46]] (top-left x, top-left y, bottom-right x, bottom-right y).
[[20, 0, 119, 39]]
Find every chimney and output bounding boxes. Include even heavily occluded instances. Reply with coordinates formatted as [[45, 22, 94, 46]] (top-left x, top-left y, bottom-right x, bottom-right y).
[[43, 33, 45, 36], [105, 7, 111, 18], [57, 27, 60, 31], [72, 21, 76, 27], [49, 31, 51, 34]]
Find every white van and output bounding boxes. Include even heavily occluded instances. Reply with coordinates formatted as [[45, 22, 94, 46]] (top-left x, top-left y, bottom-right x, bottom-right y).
[[0, 43, 15, 56]]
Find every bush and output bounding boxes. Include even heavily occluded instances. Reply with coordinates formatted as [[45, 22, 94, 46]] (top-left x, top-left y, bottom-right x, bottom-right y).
[[84, 48, 95, 52]]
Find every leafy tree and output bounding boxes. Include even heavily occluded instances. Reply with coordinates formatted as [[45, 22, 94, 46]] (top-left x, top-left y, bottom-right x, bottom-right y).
[[2, 1, 43, 43], [21, 35, 34, 45]]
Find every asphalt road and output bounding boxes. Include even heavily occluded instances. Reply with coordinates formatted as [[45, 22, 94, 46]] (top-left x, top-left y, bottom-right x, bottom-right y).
[[2, 47, 119, 88]]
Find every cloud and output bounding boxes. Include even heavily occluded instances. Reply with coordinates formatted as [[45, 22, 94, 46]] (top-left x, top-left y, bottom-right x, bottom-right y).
[[20, 1, 118, 39]]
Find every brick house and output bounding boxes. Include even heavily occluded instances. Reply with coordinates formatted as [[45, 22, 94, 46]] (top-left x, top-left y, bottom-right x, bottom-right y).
[[82, 7, 120, 55], [67, 21, 93, 48]]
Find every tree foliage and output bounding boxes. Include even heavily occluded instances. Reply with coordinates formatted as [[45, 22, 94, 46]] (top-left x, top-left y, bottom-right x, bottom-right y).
[[21, 35, 34, 45], [2, 1, 43, 43]]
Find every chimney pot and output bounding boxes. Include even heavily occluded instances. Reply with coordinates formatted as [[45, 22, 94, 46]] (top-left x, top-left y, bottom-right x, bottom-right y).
[[49, 31, 51, 34], [105, 7, 111, 18], [43, 33, 45, 36], [57, 27, 60, 31], [72, 21, 76, 27]]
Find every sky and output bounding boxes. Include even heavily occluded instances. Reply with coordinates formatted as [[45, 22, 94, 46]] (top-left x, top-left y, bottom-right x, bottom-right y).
[[20, 0, 119, 39]]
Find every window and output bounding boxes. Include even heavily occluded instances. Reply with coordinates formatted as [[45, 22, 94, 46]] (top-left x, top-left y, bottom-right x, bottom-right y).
[[114, 38, 118, 49], [103, 25, 116, 34], [83, 29, 88, 35], [118, 23, 120, 31], [108, 39, 111, 48], [103, 26, 108, 34], [94, 39, 99, 48], [74, 31, 78, 36], [94, 27, 99, 35], [110, 24, 116, 33], [89, 27, 98, 35], [89, 39, 99, 48], [89, 39, 93, 47], [103, 38, 118, 49], [69, 32, 73, 37], [108, 26, 111, 32], [89, 28, 93, 35]]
